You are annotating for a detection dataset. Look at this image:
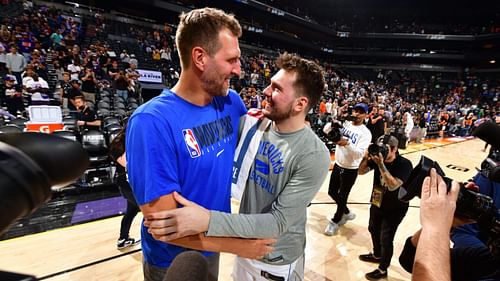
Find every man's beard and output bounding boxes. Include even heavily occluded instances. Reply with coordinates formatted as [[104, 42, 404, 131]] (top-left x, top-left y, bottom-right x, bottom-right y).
[[263, 101, 294, 122], [201, 70, 229, 97]]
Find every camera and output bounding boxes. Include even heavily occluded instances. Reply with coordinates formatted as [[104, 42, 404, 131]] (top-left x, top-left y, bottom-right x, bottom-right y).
[[326, 115, 357, 143], [367, 134, 392, 160], [480, 149, 500, 182], [398, 121, 500, 260], [0, 133, 89, 235]]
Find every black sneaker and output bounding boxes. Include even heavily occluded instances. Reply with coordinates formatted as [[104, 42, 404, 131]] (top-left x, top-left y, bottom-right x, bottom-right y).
[[117, 237, 140, 250], [359, 253, 381, 263], [365, 269, 387, 280]]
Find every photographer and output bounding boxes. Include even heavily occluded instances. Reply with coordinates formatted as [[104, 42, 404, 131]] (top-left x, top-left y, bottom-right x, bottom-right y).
[[357, 135, 413, 280], [399, 172, 500, 281], [413, 168, 460, 281], [324, 103, 371, 236], [399, 122, 500, 281]]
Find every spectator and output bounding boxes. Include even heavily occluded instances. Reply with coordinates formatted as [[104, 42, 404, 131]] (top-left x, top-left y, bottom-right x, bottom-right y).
[[67, 58, 82, 81], [66, 79, 82, 112], [25, 73, 49, 105], [80, 67, 97, 103], [6, 45, 26, 85], [2, 75, 23, 116], [129, 54, 138, 68], [114, 70, 129, 100]]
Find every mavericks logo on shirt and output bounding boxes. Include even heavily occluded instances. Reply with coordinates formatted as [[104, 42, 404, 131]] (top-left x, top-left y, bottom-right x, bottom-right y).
[[182, 116, 234, 158]]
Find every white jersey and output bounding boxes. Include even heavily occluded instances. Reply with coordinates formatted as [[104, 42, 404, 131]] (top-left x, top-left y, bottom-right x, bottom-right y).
[[335, 121, 371, 169]]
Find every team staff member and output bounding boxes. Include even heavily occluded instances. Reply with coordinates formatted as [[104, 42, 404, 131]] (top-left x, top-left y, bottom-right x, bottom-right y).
[[74, 96, 101, 130], [324, 103, 371, 235], [358, 135, 413, 280], [126, 8, 274, 281]]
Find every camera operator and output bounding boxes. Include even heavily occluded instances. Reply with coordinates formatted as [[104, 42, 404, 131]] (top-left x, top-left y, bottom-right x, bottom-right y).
[[324, 103, 371, 236], [413, 168, 460, 281], [357, 135, 413, 280], [399, 126, 500, 280], [400, 174, 500, 280]]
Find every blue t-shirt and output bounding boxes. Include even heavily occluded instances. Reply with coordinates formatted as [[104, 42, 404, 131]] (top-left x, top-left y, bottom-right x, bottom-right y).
[[126, 89, 246, 267]]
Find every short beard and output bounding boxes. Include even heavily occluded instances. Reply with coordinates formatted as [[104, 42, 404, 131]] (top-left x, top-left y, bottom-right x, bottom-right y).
[[264, 103, 294, 122]]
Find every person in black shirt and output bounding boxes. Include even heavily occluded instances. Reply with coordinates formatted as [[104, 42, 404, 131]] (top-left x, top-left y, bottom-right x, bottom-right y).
[[109, 124, 141, 250], [358, 135, 413, 280], [2, 75, 24, 116], [80, 67, 97, 103], [74, 96, 101, 130], [66, 79, 82, 112], [367, 105, 387, 143]]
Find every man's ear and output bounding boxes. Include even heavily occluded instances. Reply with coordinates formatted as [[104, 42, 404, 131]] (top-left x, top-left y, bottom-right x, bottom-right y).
[[192, 47, 207, 72], [294, 96, 309, 113]]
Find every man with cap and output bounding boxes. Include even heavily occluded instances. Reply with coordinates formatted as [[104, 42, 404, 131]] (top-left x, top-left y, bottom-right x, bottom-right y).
[[1, 75, 24, 116], [324, 102, 371, 236], [357, 135, 413, 280]]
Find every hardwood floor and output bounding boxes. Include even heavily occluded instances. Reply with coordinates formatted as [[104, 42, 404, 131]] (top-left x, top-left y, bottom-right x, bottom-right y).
[[0, 138, 489, 280]]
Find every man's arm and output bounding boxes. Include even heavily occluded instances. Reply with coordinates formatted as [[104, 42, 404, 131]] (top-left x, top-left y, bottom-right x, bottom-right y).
[[126, 113, 274, 259], [412, 168, 459, 281], [341, 127, 371, 160], [141, 194, 275, 259], [146, 150, 330, 240], [358, 151, 372, 175], [372, 153, 403, 191]]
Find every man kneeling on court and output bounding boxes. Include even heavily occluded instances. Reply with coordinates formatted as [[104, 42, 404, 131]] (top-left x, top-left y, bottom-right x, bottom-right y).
[[145, 53, 330, 281]]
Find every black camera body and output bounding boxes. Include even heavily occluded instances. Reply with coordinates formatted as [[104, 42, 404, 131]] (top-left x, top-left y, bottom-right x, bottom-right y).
[[368, 134, 392, 160], [368, 143, 389, 159], [481, 149, 500, 182], [326, 115, 357, 143], [398, 121, 500, 260]]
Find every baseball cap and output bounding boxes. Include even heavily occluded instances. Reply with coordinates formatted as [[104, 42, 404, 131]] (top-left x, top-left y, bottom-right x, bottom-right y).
[[377, 135, 399, 148], [4, 75, 16, 82], [353, 103, 369, 113]]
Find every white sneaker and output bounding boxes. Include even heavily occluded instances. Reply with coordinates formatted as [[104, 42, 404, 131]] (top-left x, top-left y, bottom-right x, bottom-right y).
[[341, 212, 356, 225], [324, 221, 340, 236]]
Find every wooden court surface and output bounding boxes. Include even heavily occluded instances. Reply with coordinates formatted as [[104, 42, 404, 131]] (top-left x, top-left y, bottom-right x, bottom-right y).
[[0, 138, 489, 280]]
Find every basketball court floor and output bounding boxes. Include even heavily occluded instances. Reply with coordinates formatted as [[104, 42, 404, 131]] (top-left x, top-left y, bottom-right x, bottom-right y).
[[0, 137, 489, 280]]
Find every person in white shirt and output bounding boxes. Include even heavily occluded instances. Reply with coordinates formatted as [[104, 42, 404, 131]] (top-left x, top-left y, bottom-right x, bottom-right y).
[[25, 74, 49, 104], [324, 103, 371, 235], [403, 111, 414, 140], [325, 97, 333, 115], [67, 60, 82, 81]]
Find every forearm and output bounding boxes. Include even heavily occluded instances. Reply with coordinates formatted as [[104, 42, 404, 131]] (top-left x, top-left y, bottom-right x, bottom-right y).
[[377, 163, 403, 191], [167, 233, 247, 255], [412, 228, 451, 281], [86, 120, 101, 127], [358, 157, 371, 175], [207, 211, 279, 238]]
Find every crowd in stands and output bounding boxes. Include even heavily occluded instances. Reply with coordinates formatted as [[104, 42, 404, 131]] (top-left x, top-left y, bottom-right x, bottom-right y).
[[234, 58, 500, 144], [261, 0, 500, 35], [0, 0, 499, 146]]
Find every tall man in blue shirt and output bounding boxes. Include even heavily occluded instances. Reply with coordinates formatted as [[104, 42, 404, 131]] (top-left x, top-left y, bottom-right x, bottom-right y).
[[126, 8, 274, 281]]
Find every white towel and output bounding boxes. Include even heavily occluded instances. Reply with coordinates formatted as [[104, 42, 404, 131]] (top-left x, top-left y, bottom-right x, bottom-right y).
[[231, 109, 271, 201]]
